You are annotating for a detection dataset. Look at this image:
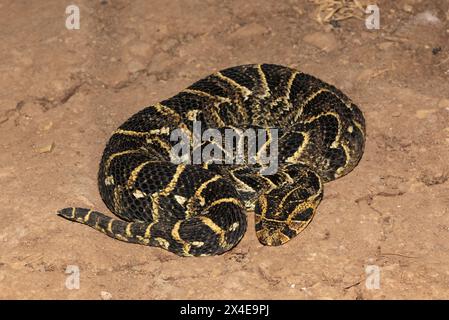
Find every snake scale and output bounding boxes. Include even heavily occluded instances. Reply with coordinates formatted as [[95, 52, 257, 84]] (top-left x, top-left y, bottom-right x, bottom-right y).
[[58, 64, 365, 257]]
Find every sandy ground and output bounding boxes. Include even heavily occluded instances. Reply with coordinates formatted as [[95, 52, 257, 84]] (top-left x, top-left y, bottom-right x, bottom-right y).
[[1, 0, 449, 300]]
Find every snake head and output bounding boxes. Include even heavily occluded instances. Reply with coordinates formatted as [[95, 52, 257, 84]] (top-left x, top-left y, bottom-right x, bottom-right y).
[[255, 209, 317, 246], [254, 173, 322, 247], [255, 218, 292, 246]]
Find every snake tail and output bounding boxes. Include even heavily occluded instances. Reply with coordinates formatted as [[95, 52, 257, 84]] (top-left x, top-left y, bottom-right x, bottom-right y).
[[58, 205, 247, 257]]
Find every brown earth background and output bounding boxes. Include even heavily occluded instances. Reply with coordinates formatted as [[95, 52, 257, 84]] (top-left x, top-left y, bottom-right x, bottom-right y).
[[1, 0, 449, 299]]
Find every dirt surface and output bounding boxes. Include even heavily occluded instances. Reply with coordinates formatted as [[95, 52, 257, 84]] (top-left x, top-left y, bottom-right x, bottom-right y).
[[1, 0, 449, 300]]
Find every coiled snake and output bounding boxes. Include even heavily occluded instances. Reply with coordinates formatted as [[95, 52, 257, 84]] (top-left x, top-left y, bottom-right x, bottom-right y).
[[58, 64, 365, 257]]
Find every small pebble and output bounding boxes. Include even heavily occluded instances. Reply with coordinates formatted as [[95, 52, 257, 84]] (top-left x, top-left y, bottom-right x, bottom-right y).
[[127, 60, 145, 73], [100, 291, 112, 300], [432, 47, 442, 55], [230, 23, 267, 39], [414, 11, 441, 25], [129, 43, 152, 57], [378, 42, 394, 51], [303, 32, 339, 53], [438, 98, 449, 109], [37, 143, 55, 154], [415, 109, 436, 119], [403, 4, 413, 13], [42, 121, 53, 131]]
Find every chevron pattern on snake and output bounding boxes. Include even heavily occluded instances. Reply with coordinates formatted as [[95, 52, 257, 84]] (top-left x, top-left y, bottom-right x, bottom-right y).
[[58, 64, 365, 257]]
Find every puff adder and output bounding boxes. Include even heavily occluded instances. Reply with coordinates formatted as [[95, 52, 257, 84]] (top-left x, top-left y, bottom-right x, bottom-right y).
[[58, 64, 365, 257]]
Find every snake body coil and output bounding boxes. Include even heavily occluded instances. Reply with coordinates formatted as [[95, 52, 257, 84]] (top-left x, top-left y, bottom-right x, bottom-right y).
[[58, 64, 365, 256]]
